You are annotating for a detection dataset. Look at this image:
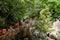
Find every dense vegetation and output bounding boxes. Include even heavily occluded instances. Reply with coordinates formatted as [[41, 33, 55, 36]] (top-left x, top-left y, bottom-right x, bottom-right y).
[[0, 0, 60, 32]]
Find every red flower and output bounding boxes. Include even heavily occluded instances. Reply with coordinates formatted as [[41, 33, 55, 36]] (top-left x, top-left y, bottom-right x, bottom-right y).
[[14, 22, 19, 28], [2, 29, 7, 35]]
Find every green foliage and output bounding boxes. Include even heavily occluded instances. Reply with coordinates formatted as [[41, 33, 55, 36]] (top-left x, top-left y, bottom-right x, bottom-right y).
[[0, 0, 60, 32], [35, 8, 51, 32], [46, 1, 60, 19], [0, 0, 28, 25], [40, 8, 52, 21]]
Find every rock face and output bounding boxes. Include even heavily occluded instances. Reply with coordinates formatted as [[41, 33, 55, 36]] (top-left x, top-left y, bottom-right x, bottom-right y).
[[48, 19, 60, 40], [52, 19, 60, 32]]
